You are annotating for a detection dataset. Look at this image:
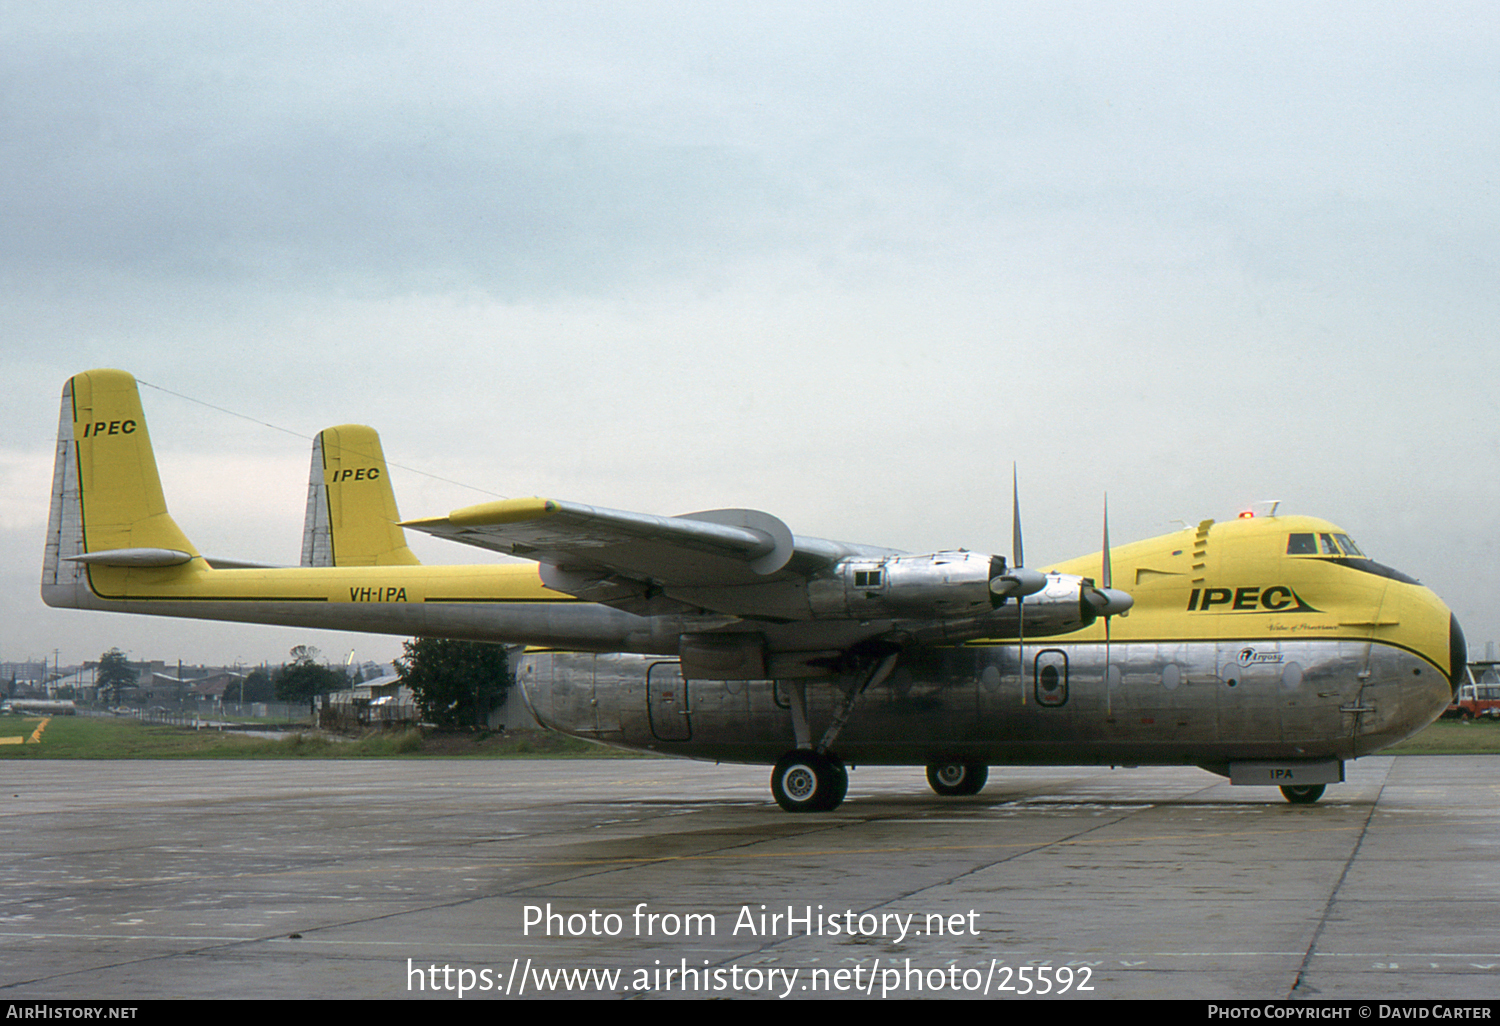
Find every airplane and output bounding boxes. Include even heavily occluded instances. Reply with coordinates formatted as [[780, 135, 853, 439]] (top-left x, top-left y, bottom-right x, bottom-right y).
[[43, 369, 1465, 811]]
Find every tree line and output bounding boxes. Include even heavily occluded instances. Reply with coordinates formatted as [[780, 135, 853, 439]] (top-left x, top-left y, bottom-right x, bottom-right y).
[[94, 639, 514, 730]]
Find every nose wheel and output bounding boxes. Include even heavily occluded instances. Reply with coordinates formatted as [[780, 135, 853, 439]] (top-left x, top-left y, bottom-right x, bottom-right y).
[[771, 750, 848, 812], [926, 761, 988, 796], [1279, 784, 1326, 804]]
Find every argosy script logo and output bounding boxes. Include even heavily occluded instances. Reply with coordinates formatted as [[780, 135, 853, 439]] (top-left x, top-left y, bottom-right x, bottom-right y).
[[1186, 586, 1320, 613], [1236, 647, 1285, 666]]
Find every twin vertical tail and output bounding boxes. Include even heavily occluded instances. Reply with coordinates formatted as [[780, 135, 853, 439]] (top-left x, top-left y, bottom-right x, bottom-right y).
[[41, 368, 419, 613], [42, 369, 204, 608]]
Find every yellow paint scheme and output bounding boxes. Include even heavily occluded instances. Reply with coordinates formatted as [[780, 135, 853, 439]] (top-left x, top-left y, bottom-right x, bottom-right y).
[[1043, 513, 1454, 677], [63, 369, 560, 605], [76, 559, 558, 605], [68, 369, 199, 558], [414, 496, 559, 528], [314, 424, 420, 566], [54, 369, 1454, 686]]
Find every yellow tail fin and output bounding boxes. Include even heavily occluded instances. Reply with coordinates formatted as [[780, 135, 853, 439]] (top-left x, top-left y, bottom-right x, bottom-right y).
[[301, 425, 420, 567], [42, 369, 204, 607]]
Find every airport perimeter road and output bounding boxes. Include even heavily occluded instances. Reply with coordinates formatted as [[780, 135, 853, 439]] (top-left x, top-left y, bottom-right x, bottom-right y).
[[1, 756, 1497, 1000]]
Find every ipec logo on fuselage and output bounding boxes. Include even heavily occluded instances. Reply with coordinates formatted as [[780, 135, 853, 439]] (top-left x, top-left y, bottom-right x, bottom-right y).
[[1186, 586, 1319, 613]]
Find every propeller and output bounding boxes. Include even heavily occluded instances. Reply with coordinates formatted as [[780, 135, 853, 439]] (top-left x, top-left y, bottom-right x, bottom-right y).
[[1087, 494, 1134, 717], [1082, 494, 1133, 620], [987, 465, 1047, 602], [1103, 495, 1113, 717], [1007, 465, 1032, 704], [997, 471, 1130, 711]]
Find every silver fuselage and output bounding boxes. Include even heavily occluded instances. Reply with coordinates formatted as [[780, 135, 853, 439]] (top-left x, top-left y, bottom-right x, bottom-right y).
[[518, 635, 1450, 770]]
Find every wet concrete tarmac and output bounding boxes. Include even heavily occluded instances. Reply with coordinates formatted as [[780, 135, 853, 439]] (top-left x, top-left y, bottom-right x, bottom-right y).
[[1, 756, 1497, 1000]]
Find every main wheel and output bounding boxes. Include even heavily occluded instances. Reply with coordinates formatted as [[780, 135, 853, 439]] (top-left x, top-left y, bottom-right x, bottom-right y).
[[771, 751, 847, 812], [1280, 784, 1326, 804], [926, 762, 988, 796]]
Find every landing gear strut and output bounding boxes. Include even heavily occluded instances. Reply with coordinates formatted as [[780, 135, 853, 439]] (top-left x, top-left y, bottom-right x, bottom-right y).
[[926, 761, 989, 796], [771, 751, 848, 812], [1279, 784, 1326, 804], [769, 653, 899, 812]]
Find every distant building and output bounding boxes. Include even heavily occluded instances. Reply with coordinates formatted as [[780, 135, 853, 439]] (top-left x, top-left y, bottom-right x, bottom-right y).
[[325, 672, 417, 728], [1, 663, 48, 691]]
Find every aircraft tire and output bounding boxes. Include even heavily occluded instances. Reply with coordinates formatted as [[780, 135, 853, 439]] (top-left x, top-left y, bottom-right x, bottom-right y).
[[1279, 784, 1326, 804], [771, 751, 847, 812], [926, 762, 988, 796], [826, 761, 849, 808]]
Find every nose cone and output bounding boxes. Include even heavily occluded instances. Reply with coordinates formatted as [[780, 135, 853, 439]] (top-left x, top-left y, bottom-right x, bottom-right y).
[[1450, 613, 1469, 695]]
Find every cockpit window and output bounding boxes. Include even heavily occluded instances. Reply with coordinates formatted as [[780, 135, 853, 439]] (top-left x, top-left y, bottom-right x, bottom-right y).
[[1285, 530, 1413, 582], [1288, 532, 1369, 557]]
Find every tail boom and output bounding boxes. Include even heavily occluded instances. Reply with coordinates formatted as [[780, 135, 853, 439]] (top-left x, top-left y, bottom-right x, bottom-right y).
[[39, 370, 660, 652]]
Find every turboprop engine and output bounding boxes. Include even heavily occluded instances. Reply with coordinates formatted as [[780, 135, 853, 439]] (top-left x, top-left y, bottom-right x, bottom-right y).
[[804, 551, 1131, 645], [811, 550, 1047, 619]]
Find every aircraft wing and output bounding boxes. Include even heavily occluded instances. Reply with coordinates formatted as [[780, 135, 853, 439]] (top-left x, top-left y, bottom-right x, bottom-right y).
[[402, 497, 896, 611]]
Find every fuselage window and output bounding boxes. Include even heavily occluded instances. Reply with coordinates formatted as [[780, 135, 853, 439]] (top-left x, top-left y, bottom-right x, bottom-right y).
[[853, 570, 883, 588], [1287, 533, 1317, 555]]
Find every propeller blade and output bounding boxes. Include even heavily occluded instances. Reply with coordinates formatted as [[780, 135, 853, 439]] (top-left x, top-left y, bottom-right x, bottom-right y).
[[1011, 464, 1023, 570], [1104, 608, 1112, 718], [1102, 494, 1112, 591], [1102, 493, 1115, 718], [1087, 493, 1132, 616], [1013, 464, 1026, 705]]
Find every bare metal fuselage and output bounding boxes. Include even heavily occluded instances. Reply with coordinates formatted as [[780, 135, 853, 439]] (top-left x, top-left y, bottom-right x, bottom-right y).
[[518, 635, 1450, 770]]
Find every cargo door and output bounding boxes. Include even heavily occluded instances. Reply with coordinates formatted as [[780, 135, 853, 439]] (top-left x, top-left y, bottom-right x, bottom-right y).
[[647, 660, 691, 741]]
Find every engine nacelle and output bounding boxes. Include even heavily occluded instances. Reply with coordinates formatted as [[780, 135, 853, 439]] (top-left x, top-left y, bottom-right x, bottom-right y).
[[903, 571, 1128, 645], [811, 551, 1043, 620]]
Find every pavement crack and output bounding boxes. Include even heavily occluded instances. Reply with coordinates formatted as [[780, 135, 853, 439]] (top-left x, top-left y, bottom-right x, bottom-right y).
[[1287, 762, 1388, 998]]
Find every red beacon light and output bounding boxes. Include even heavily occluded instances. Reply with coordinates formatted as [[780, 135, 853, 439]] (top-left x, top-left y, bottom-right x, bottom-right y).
[[1242, 500, 1282, 519]]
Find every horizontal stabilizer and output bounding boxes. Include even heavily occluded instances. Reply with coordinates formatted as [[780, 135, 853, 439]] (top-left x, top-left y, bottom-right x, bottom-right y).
[[66, 548, 194, 567]]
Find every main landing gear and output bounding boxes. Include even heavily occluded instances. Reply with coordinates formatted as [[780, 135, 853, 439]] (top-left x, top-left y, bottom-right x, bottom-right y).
[[771, 653, 899, 813], [770, 750, 848, 812], [1279, 784, 1326, 804]]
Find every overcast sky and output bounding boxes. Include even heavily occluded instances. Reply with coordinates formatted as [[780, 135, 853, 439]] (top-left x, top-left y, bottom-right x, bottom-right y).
[[3, 1, 1498, 670]]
